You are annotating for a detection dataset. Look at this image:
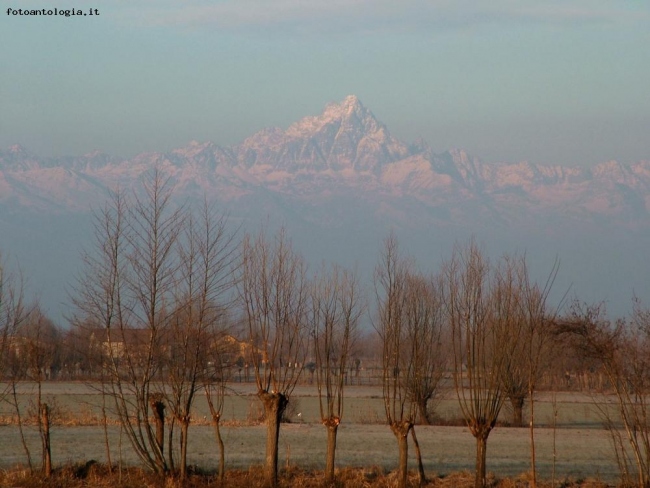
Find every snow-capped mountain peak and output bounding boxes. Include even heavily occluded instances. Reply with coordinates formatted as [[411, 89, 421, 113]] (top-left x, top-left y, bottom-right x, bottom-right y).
[[1, 95, 649, 225]]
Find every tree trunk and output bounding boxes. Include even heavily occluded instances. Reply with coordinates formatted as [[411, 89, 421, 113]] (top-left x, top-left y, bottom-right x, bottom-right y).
[[417, 399, 431, 425], [150, 399, 166, 473], [101, 404, 112, 472], [391, 421, 411, 488], [475, 434, 488, 488], [410, 426, 426, 485], [167, 419, 175, 473], [41, 403, 52, 478], [12, 384, 32, 472], [529, 386, 537, 488], [179, 417, 190, 480], [510, 395, 525, 427], [260, 391, 288, 487], [324, 417, 340, 482], [212, 414, 225, 483]]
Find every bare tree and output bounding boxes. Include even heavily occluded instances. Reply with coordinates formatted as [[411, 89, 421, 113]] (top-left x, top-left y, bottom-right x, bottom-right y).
[[71, 188, 127, 470], [72, 171, 184, 474], [124, 170, 185, 475], [74, 172, 240, 478], [310, 264, 362, 483], [559, 301, 650, 487], [403, 272, 447, 426], [0, 258, 33, 470], [239, 228, 308, 487], [374, 234, 431, 488], [21, 307, 61, 477], [442, 240, 522, 488], [161, 201, 238, 479], [203, 330, 236, 484], [0, 255, 29, 395], [518, 257, 560, 487], [498, 256, 559, 433]]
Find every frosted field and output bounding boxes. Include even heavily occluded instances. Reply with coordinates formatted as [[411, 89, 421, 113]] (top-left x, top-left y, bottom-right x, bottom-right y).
[[0, 383, 620, 483]]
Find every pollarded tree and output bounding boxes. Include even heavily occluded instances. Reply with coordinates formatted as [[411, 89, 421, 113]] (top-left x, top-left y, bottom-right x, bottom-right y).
[[442, 240, 524, 488], [497, 255, 559, 487], [498, 256, 559, 429], [311, 264, 362, 482], [239, 228, 308, 487], [403, 272, 448, 426], [374, 234, 430, 488], [495, 255, 529, 428]]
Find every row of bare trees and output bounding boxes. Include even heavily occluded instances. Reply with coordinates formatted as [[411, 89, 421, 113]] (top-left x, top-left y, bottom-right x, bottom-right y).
[[443, 241, 561, 488], [372, 235, 650, 488], [240, 230, 367, 486], [8, 170, 650, 487], [66, 172, 365, 487], [374, 235, 561, 488], [70, 172, 239, 480]]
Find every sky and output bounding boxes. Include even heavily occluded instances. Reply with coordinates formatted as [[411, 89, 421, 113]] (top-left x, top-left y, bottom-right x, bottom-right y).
[[2, 0, 650, 167]]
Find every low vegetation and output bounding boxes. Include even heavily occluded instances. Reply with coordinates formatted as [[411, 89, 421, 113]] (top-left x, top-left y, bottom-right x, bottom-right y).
[[0, 463, 611, 488]]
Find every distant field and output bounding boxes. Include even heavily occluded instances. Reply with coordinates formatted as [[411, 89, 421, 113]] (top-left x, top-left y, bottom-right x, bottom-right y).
[[0, 382, 621, 484]]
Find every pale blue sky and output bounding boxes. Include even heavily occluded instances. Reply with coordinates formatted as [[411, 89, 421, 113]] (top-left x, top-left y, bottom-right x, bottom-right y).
[[2, 0, 649, 166]]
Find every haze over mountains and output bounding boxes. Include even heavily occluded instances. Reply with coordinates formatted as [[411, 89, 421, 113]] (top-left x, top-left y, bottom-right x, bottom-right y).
[[1, 95, 649, 322]]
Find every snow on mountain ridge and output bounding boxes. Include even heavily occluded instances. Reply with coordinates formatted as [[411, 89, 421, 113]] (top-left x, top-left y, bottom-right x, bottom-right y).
[[1, 95, 650, 224]]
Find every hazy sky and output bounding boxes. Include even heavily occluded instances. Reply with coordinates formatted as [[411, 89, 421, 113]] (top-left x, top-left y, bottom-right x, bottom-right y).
[[2, 0, 649, 167]]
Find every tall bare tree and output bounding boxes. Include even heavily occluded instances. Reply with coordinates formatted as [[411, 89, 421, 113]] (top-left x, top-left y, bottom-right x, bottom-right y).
[[311, 264, 362, 483], [498, 256, 559, 431], [443, 240, 522, 488], [161, 201, 238, 479], [239, 228, 308, 486], [375, 234, 411, 488], [71, 187, 127, 470], [517, 257, 560, 487], [72, 171, 184, 474]]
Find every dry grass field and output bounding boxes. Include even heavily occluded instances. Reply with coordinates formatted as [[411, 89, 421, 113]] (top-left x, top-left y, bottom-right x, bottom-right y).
[[0, 382, 623, 486]]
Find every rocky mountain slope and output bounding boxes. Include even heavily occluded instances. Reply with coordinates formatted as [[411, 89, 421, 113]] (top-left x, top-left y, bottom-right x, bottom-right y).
[[2, 95, 649, 229]]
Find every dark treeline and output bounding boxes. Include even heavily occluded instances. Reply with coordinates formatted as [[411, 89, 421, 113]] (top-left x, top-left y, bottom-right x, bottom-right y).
[[2, 171, 650, 488]]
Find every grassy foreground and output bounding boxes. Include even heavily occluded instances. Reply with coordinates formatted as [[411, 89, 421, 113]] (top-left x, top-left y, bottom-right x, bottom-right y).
[[0, 464, 610, 488], [0, 384, 625, 486]]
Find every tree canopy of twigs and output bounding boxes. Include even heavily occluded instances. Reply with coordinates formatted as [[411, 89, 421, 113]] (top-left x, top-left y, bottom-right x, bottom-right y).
[[374, 234, 440, 488], [311, 263, 363, 482], [559, 300, 650, 488], [239, 227, 308, 487], [71, 170, 238, 478], [443, 240, 527, 488]]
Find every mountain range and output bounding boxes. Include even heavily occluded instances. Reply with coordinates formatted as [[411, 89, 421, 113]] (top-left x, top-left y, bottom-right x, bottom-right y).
[[1, 95, 649, 321], [2, 94, 649, 227]]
